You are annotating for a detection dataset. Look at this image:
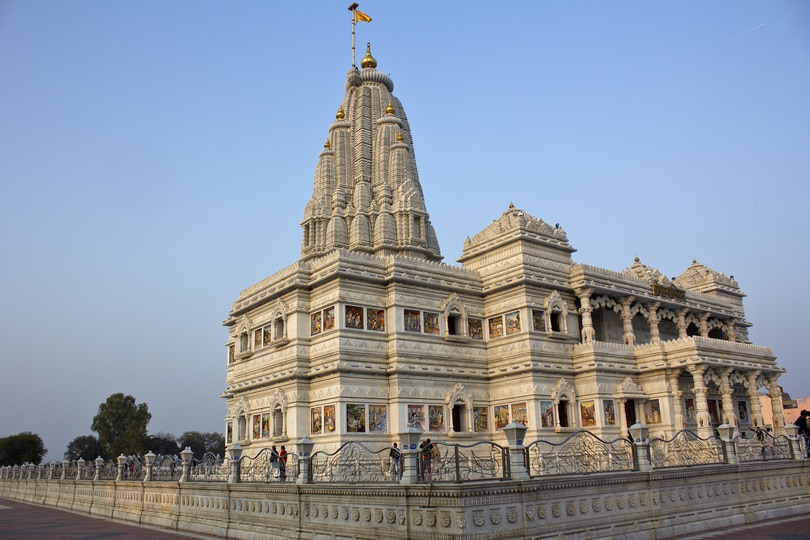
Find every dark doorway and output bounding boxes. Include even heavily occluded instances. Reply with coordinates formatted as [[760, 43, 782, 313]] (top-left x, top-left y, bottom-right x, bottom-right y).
[[624, 400, 636, 426]]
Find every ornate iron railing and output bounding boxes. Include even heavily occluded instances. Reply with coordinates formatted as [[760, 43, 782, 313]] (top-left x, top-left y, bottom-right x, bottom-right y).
[[310, 442, 394, 483], [525, 431, 634, 477], [152, 455, 181, 481], [240, 448, 298, 483], [736, 429, 794, 462], [650, 430, 723, 468], [420, 441, 508, 483], [190, 452, 228, 481]]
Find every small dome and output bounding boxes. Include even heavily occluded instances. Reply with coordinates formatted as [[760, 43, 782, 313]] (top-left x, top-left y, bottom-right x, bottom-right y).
[[360, 43, 377, 69]]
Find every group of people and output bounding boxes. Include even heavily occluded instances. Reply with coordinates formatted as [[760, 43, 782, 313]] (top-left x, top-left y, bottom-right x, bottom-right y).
[[387, 439, 440, 481], [269, 445, 288, 480]]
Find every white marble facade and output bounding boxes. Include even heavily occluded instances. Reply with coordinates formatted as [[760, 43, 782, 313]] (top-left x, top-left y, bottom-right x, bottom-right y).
[[222, 45, 785, 457]]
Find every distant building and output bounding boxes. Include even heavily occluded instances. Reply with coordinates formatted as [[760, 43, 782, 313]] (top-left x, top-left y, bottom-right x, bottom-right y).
[[221, 45, 787, 456]]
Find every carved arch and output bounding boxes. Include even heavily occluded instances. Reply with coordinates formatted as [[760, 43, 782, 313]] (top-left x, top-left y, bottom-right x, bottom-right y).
[[551, 378, 577, 404], [592, 295, 621, 313], [445, 383, 474, 433], [703, 368, 722, 389], [729, 370, 748, 389], [441, 293, 469, 338], [272, 298, 289, 341], [544, 291, 569, 333], [269, 388, 289, 439]]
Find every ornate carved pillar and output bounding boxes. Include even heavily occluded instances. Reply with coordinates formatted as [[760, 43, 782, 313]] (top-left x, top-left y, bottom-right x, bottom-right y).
[[621, 296, 636, 346], [668, 370, 685, 430], [699, 312, 710, 337], [615, 398, 628, 436], [688, 364, 713, 438], [745, 371, 764, 429], [577, 288, 596, 343], [648, 302, 661, 344], [766, 374, 788, 435], [726, 318, 737, 342], [718, 368, 739, 435], [676, 309, 688, 339]]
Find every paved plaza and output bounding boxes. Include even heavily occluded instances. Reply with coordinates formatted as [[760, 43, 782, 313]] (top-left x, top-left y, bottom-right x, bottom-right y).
[[0, 498, 212, 539], [2, 497, 809, 539]]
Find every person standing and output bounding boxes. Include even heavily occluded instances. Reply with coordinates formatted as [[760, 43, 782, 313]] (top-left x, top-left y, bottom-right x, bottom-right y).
[[419, 439, 433, 481], [795, 410, 810, 457], [389, 443, 401, 480], [279, 446, 288, 480]]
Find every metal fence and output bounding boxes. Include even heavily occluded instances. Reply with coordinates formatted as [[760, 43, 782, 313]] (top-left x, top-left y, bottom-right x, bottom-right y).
[[736, 429, 794, 462], [310, 442, 394, 483], [525, 431, 634, 477], [190, 453, 228, 482], [1, 428, 804, 485], [240, 447, 298, 483], [424, 441, 509, 483], [649, 430, 723, 468]]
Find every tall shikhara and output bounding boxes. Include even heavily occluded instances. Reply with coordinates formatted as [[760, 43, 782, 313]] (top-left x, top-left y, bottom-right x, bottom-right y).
[[300, 45, 442, 262]]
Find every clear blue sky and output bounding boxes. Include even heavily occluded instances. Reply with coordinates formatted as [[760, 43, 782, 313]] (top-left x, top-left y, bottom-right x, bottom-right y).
[[1, 1, 808, 461]]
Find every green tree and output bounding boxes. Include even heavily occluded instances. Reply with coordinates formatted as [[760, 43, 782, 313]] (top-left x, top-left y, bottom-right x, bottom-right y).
[[64, 435, 103, 461], [147, 432, 179, 456], [0, 432, 47, 465], [178, 431, 225, 460], [91, 393, 151, 458]]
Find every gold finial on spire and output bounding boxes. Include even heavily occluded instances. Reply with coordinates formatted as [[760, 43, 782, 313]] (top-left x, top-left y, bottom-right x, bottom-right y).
[[360, 42, 377, 69], [336, 106, 345, 120], [324, 139, 331, 149], [396, 132, 403, 142], [509, 202, 515, 209], [386, 101, 395, 115], [634, 255, 640, 263]]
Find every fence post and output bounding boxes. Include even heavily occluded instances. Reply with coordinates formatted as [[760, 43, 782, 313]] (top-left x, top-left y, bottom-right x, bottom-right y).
[[93, 456, 104, 481], [296, 438, 314, 484], [116, 455, 127, 481], [717, 424, 738, 464], [227, 444, 242, 484], [629, 423, 652, 472], [784, 424, 804, 460], [179, 447, 194, 482], [143, 451, 156, 482], [76, 458, 85, 480], [399, 427, 422, 485], [61, 460, 69, 480], [503, 422, 529, 480]]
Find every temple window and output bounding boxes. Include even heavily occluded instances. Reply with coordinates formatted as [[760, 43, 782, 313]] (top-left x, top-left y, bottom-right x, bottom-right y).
[[447, 311, 462, 336], [274, 316, 285, 342], [550, 311, 563, 332], [557, 400, 570, 427], [239, 332, 249, 353], [228, 344, 235, 364], [273, 407, 284, 438], [686, 323, 700, 337], [451, 403, 468, 432]]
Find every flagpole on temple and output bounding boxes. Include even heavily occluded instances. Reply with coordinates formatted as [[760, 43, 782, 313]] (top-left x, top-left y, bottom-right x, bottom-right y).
[[348, 3, 359, 67]]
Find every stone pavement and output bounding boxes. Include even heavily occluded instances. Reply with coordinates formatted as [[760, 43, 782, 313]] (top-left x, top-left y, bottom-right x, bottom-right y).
[[0, 498, 213, 539], [1, 496, 809, 539], [671, 514, 810, 540]]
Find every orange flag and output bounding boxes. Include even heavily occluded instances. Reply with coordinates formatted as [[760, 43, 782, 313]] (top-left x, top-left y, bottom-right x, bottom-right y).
[[355, 10, 372, 23]]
